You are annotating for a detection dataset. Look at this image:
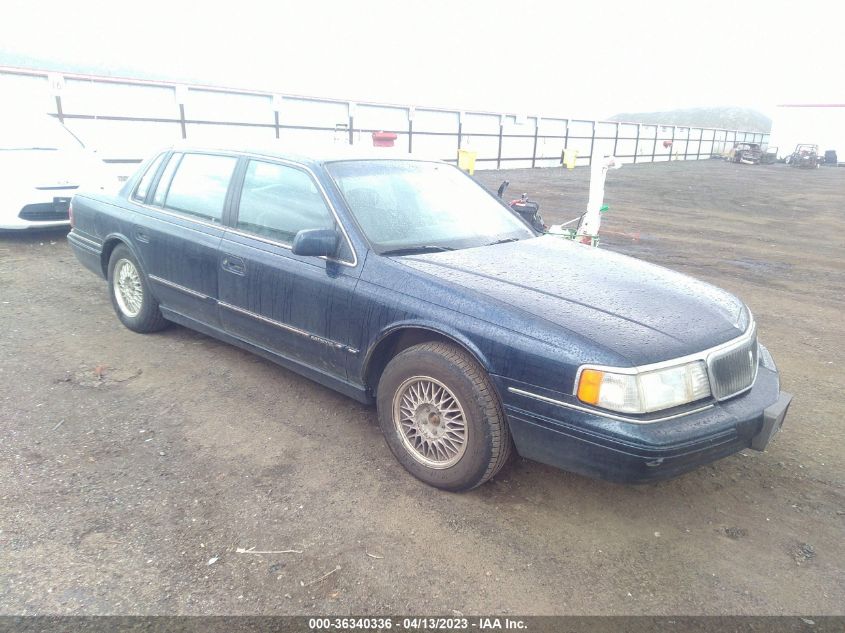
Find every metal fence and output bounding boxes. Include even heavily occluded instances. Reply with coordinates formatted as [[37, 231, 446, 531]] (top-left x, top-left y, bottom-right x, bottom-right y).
[[1, 66, 771, 176]]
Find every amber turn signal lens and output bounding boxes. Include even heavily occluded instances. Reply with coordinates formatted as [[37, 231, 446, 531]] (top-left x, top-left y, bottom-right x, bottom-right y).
[[577, 369, 604, 405]]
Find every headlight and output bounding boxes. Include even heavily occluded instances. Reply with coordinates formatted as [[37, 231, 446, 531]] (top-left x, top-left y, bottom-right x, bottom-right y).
[[576, 361, 711, 414]]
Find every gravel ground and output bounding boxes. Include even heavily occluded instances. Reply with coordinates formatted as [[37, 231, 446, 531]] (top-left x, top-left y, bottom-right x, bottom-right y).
[[0, 160, 843, 615]]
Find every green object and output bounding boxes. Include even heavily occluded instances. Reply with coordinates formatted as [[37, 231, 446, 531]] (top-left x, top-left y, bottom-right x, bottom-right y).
[[600, 204, 609, 213], [545, 228, 600, 248]]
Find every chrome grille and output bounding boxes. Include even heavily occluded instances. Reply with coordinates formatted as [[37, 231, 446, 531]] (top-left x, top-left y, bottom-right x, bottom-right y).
[[707, 331, 758, 400]]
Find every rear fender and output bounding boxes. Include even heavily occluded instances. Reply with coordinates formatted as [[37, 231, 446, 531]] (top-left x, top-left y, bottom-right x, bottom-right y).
[[100, 233, 143, 278]]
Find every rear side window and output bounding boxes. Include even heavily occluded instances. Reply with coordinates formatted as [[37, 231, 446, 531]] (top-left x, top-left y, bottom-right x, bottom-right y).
[[236, 160, 334, 243], [162, 153, 237, 223], [132, 153, 165, 202]]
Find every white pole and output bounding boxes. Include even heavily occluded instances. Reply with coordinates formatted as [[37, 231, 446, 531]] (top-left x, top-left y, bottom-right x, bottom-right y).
[[576, 155, 622, 243]]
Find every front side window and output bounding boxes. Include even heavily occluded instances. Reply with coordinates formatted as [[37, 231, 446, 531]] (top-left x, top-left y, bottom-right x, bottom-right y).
[[326, 160, 534, 253], [132, 153, 165, 202], [162, 153, 237, 223], [236, 160, 334, 244]]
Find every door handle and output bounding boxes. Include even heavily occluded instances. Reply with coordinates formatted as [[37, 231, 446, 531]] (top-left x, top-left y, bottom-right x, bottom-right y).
[[221, 254, 246, 275]]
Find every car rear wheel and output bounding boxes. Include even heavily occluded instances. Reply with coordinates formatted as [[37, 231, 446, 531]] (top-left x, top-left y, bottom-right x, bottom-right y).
[[376, 341, 512, 491], [107, 245, 169, 333]]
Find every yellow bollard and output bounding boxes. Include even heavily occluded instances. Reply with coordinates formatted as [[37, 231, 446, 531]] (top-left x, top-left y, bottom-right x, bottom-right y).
[[563, 148, 578, 169], [457, 149, 477, 175]]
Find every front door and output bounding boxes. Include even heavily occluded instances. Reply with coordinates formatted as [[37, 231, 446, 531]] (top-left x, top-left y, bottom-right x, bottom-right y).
[[218, 159, 361, 378]]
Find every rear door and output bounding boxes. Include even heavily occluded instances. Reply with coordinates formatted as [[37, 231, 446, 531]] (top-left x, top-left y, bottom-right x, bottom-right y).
[[217, 158, 361, 377], [130, 151, 238, 327]]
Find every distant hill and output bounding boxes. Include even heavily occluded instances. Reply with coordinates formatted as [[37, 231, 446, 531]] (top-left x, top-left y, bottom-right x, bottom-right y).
[[609, 107, 771, 132]]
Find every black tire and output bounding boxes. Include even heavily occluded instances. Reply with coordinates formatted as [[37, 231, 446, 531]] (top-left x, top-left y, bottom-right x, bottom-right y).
[[107, 244, 169, 333], [376, 342, 512, 491]]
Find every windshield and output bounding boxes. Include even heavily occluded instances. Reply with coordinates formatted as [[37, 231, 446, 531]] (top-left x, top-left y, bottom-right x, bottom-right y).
[[0, 116, 85, 151], [327, 160, 535, 254]]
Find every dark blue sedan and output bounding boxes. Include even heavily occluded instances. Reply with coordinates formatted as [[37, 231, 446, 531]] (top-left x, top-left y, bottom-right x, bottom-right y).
[[68, 145, 792, 490]]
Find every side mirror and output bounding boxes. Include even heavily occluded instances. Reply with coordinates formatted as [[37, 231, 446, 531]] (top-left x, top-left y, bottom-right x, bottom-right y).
[[292, 228, 340, 258]]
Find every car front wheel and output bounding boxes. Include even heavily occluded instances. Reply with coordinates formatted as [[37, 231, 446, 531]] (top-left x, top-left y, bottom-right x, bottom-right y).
[[107, 245, 169, 333], [376, 341, 512, 491]]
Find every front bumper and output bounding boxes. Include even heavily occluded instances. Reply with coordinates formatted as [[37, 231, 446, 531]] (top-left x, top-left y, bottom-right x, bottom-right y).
[[493, 364, 790, 483], [0, 188, 75, 230], [751, 391, 791, 451]]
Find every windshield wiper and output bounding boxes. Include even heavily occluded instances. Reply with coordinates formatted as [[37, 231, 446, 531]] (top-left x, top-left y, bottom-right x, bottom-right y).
[[380, 245, 455, 256], [485, 237, 521, 246]]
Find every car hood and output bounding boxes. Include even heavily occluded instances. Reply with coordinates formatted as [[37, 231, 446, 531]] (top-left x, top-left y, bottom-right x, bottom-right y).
[[397, 235, 748, 365], [0, 148, 107, 190]]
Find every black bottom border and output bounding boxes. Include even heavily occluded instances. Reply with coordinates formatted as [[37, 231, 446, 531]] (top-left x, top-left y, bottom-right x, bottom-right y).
[[0, 616, 843, 633]]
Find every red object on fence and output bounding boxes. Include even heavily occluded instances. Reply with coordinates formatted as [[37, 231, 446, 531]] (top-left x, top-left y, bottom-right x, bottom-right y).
[[372, 131, 398, 147], [663, 140, 673, 148]]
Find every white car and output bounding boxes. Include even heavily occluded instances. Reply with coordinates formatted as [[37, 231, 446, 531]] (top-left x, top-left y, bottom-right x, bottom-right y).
[[0, 114, 110, 230]]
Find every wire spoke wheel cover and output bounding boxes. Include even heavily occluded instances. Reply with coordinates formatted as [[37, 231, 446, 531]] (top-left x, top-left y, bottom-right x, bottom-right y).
[[113, 258, 143, 318], [392, 376, 468, 469]]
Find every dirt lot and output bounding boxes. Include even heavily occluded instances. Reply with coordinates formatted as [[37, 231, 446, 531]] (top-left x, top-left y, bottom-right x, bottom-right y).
[[1, 160, 843, 615]]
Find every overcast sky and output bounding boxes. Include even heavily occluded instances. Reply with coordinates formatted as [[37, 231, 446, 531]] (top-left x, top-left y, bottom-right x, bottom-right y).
[[1, 0, 841, 119]]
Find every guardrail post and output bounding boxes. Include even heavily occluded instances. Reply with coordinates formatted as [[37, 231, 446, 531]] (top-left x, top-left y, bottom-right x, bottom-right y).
[[588, 120, 596, 166], [54, 95, 64, 124], [496, 114, 504, 170], [174, 85, 188, 139], [348, 102, 356, 145], [633, 123, 640, 163], [696, 128, 702, 160], [670, 126, 676, 160], [408, 106, 414, 153], [48, 73, 65, 124], [651, 125, 658, 162], [613, 122, 619, 157], [179, 104, 187, 139], [272, 95, 282, 140], [531, 117, 539, 168], [456, 111, 463, 164], [563, 119, 570, 163], [684, 127, 690, 160]]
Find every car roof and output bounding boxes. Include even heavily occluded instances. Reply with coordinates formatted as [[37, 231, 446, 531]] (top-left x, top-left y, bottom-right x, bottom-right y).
[[164, 141, 445, 168]]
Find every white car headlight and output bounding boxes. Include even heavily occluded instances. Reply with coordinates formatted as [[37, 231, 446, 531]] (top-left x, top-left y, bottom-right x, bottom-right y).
[[576, 361, 711, 414]]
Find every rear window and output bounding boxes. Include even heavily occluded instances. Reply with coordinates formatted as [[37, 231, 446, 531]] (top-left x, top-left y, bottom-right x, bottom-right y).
[[161, 153, 237, 223], [132, 153, 165, 202]]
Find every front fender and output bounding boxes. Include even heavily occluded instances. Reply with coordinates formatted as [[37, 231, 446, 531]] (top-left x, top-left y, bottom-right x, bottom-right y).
[[350, 258, 626, 399], [362, 319, 494, 375]]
